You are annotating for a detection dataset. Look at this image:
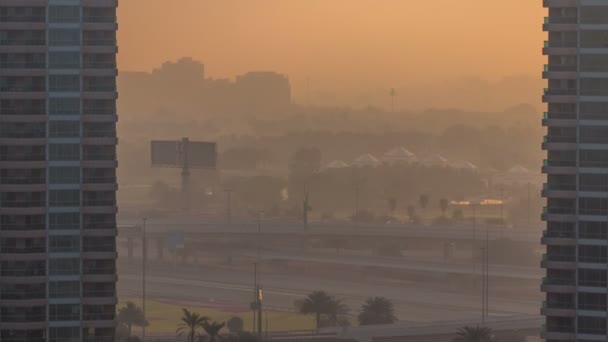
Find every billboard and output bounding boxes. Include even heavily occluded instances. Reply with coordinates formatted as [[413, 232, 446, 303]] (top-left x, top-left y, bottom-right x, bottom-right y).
[[151, 139, 217, 169]]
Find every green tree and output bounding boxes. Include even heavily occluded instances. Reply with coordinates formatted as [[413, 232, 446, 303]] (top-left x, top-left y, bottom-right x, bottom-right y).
[[201, 321, 226, 342], [176, 308, 209, 342], [295, 291, 349, 330], [117, 301, 147, 337], [226, 316, 244, 334], [357, 297, 397, 325], [439, 198, 449, 217], [453, 326, 495, 342]]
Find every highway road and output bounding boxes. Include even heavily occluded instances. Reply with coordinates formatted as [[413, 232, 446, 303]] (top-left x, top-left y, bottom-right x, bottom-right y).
[[256, 250, 542, 280], [117, 261, 541, 323], [119, 218, 542, 243]]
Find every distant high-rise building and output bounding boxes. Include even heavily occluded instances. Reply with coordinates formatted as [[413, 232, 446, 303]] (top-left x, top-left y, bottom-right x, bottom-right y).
[[542, 1, 608, 340], [0, 1, 118, 341]]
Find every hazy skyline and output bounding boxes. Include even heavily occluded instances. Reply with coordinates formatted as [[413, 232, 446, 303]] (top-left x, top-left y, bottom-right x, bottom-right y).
[[118, 0, 545, 109]]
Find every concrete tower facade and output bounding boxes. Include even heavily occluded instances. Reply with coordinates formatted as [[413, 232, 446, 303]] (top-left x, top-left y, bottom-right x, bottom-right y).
[[0, 0, 118, 341]]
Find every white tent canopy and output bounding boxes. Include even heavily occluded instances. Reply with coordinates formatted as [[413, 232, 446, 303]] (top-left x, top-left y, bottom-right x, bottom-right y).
[[450, 160, 478, 171], [352, 154, 381, 167], [381, 147, 417, 164], [325, 160, 350, 169], [421, 154, 448, 167]]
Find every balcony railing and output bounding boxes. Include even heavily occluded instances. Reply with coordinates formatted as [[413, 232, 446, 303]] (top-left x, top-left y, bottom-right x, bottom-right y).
[[0, 39, 46, 46], [544, 88, 577, 96], [83, 16, 117, 23], [1, 268, 45, 276], [83, 39, 116, 47], [543, 159, 577, 167], [0, 15, 46, 23], [543, 229, 576, 238], [83, 267, 115, 275], [544, 16, 578, 24], [1, 246, 46, 254], [543, 276, 575, 286], [0, 201, 46, 208], [1, 224, 46, 231], [543, 207, 575, 215], [544, 64, 577, 72], [83, 177, 117, 184], [83, 312, 115, 321], [544, 40, 578, 48], [544, 135, 577, 143], [0, 62, 46, 69]]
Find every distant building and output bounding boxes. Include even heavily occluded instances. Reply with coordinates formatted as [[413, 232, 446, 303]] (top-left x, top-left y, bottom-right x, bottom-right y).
[[0, 2, 118, 341], [542, 2, 608, 340], [235, 71, 292, 115]]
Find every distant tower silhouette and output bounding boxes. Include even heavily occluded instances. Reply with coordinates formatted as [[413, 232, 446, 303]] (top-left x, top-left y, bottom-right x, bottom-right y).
[[389, 88, 397, 113]]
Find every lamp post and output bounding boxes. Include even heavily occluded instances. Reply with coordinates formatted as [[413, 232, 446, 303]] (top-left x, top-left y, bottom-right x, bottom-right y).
[[142, 217, 147, 341]]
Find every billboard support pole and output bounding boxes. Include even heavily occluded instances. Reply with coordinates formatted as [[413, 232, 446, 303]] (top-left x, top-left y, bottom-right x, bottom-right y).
[[181, 137, 190, 212]]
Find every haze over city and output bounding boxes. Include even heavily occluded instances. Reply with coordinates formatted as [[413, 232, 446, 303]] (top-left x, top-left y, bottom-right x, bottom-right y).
[[2, 0, 602, 342], [117, 0, 546, 110]]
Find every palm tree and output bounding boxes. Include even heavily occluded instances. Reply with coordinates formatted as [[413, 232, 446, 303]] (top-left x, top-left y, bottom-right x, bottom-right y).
[[439, 198, 449, 217], [176, 308, 209, 342], [357, 297, 397, 325], [201, 321, 225, 342], [296, 290, 349, 330], [453, 326, 495, 342], [117, 301, 147, 337]]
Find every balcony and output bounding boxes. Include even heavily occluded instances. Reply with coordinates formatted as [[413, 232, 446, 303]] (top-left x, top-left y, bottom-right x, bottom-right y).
[[543, 158, 576, 168], [544, 88, 577, 96], [543, 206, 576, 215], [0, 15, 46, 23], [0, 39, 46, 46], [544, 16, 577, 24], [83, 39, 116, 47], [544, 64, 577, 72], [83, 16, 117, 24], [544, 40, 578, 48]]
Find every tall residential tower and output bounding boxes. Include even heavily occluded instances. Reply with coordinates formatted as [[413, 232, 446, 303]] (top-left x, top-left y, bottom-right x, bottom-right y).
[[0, 1, 118, 341], [543, 0, 608, 341]]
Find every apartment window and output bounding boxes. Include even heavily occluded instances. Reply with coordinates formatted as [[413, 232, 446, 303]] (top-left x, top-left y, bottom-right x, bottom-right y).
[[83, 99, 115, 115], [50, 327, 80, 342], [50, 236, 80, 253], [49, 75, 80, 92], [49, 144, 80, 161], [0, 6, 46, 23], [581, 102, 608, 120], [49, 98, 80, 115], [578, 316, 607, 335], [83, 76, 115, 92], [581, 78, 608, 96], [49, 190, 80, 207], [579, 268, 607, 287], [49, 258, 80, 276], [49, 166, 80, 184], [49, 213, 80, 230], [579, 245, 607, 263], [49, 5, 80, 23], [49, 28, 81, 46], [1, 99, 46, 115], [579, 197, 608, 216], [547, 292, 574, 309], [547, 245, 576, 262], [49, 304, 80, 321], [83, 236, 115, 252], [83, 30, 115, 46], [49, 281, 80, 298], [83, 214, 115, 230], [49, 121, 80, 138], [580, 150, 608, 168], [546, 221, 575, 238], [579, 292, 607, 311], [580, 221, 608, 239], [49, 51, 80, 69]]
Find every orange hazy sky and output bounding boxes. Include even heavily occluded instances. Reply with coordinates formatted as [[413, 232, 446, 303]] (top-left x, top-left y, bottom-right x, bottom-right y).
[[118, 0, 546, 104]]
